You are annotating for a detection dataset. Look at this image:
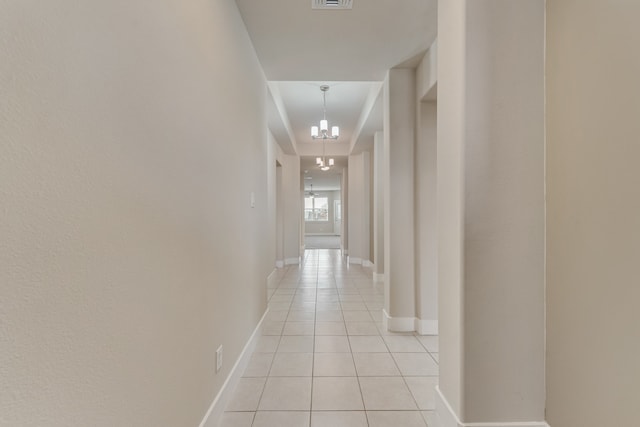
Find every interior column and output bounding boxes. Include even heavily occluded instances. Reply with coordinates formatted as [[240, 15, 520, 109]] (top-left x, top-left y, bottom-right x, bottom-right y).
[[436, 1, 546, 425], [383, 68, 416, 331]]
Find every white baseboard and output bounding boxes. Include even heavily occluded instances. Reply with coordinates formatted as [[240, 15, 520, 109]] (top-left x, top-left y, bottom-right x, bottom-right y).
[[199, 309, 269, 427], [416, 318, 438, 335], [373, 272, 384, 282], [285, 257, 300, 265], [362, 260, 374, 268], [382, 309, 415, 332], [348, 256, 363, 265], [434, 386, 550, 427], [275, 260, 284, 269], [382, 310, 438, 335]]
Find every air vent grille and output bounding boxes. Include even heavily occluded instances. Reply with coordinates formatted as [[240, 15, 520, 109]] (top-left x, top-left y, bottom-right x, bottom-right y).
[[312, 0, 353, 10]]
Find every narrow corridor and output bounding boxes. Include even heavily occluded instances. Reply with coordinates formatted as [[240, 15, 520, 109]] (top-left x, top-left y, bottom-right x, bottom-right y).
[[220, 249, 439, 427]]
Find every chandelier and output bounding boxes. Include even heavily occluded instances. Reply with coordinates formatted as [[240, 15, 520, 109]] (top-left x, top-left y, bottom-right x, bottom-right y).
[[311, 85, 338, 171]]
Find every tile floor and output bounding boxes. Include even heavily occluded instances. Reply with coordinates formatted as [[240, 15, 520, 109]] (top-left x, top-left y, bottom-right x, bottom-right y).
[[220, 249, 439, 427]]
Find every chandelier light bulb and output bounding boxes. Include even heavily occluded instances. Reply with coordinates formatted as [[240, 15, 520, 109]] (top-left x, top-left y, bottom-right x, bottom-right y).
[[320, 119, 328, 132], [329, 158, 334, 166], [311, 126, 319, 137], [331, 126, 339, 137]]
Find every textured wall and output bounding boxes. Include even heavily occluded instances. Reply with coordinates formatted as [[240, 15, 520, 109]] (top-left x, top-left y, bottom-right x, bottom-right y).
[[0, 1, 271, 425]]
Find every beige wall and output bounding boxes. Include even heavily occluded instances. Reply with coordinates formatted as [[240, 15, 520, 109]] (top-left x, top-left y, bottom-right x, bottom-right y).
[[438, 1, 545, 423], [546, 1, 640, 426], [0, 1, 273, 426]]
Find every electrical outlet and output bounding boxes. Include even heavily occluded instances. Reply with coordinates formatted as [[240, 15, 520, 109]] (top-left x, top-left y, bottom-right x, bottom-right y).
[[216, 345, 223, 372]]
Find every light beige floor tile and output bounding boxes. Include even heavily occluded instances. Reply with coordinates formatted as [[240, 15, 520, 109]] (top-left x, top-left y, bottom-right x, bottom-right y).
[[349, 336, 388, 353], [383, 335, 427, 352], [262, 321, 285, 336], [252, 411, 310, 427], [317, 302, 341, 311], [278, 336, 314, 353], [365, 302, 384, 311], [291, 302, 316, 311], [341, 302, 369, 311], [314, 335, 351, 353], [353, 353, 401, 376], [313, 353, 357, 376], [342, 311, 373, 322], [417, 335, 439, 352], [310, 411, 368, 427], [422, 411, 436, 426], [346, 321, 380, 336], [312, 377, 364, 410], [315, 321, 347, 336], [315, 310, 344, 322], [359, 377, 418, 410], [266, 310, 289, 321], [366, 411, 427, 427], [258, 377, 312, 410], [368, 310, 384, 323], [283, 321, 315, 336], [270, 353, 313, 377], [225, 377, 266, 411], [405, 376, 438, 410], [392, 353, 439, 376], [243, 353, 274, 377], [268, 302, 292, 311], [288, 310, 316, 322], [255, 336, 280, 353], [219, 411, 254, 427]]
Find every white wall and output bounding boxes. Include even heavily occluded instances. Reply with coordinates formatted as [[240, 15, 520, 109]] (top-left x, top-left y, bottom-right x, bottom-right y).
[[546, 1, 640, 426], [0, 1, 272, 425]]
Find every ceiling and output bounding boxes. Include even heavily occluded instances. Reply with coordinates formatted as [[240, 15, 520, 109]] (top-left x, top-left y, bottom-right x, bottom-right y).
[[235, 0, 438, 188]]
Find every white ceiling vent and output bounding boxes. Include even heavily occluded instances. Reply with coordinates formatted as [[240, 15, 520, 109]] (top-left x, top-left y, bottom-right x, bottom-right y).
[[312, 0, 353, 10]]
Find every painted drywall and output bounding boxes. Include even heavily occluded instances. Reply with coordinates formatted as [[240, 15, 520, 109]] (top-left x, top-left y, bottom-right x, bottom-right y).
[[462, 1, 545, 422], [437, 1, 545, 422], [437, 0, 465, 414], [383, 69, 416, 320], [281, 153, 301, 263], [373, 131, 385, 276], [415, 101, 438, 327], [347, 152, 371, 263], [0, 1, 272, 425], [546, 1, 640, 426]]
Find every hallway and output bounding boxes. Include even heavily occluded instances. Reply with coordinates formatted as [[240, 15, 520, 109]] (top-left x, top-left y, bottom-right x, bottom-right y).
[[220, 250, 439, 427]]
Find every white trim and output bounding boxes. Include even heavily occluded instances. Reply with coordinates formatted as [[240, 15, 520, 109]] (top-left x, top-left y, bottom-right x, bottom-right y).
[[199, 309, 269, 427], [348, 256, 363, 265], [284, 257, 300, 265], [434, 386, 550, 427], [362, 260, 374, 268], [373, 272, 384, 282], [382, 309, 416, 332], [275, 260, 284, 269], [415, 318, 439, 335]]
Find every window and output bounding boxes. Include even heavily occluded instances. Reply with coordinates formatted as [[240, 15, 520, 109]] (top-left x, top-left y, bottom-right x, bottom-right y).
[[304, 197, 329, 221]]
